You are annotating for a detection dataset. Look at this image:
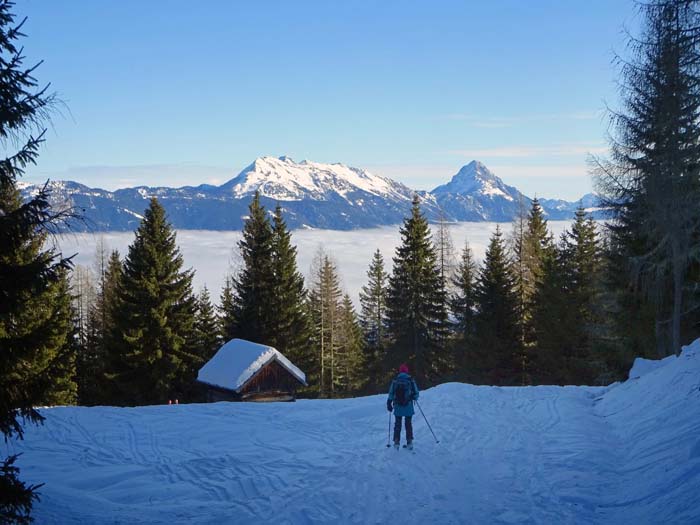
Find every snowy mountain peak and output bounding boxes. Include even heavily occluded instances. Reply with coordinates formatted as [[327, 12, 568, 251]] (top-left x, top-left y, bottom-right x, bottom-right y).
[[461, 159, 490, 175], [220, 155, 414, 202], [431, 160, 518, 201]]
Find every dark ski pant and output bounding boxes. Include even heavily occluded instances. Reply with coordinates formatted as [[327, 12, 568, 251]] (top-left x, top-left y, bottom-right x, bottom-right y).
[[394, 416, 413, 444]]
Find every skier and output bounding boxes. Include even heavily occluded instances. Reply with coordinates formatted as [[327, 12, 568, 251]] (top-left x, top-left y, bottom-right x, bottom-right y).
[[386, 363, 419, 450]]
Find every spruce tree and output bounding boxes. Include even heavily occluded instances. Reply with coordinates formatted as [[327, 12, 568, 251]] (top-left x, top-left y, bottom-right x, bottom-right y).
[[561, 209, 605, 383], [0, 3, 71, 517], [192, 286, 221, 363], [0, 454, 42, 525], [227, 192, 275, 344], [600, 225, 658, 377], [218, 275, 236, 342], [77, 249, 120, 405], [510, 198, 555, 383], [450, 240, 477, 379], [82, 250, 122, 405], [530, 210, 606, 385], [385, 195, 449, 385], [596, 0, 700, 356], [473, 226, 521, 385], [529, 236, 571, 384], [359, 249, 388, 390], [269, 204, 312, 370], [41, 268, 78, 406], [522, 200, 555, 322], [183, 286, 221, 402], [108, 198, 197, 405], [334, 294, 365, 395]]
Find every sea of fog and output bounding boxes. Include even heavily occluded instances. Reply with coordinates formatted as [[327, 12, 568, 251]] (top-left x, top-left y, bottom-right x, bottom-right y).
[[53, 222, 571, 305]]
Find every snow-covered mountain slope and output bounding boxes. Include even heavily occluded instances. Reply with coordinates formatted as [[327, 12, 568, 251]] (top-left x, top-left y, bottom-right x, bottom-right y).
[[539, 192, 603, 218], [20, 157, 596, 231], [432, 160, 520, 200], [431, 161, 528, 221], [220, 156, 414, 203], [429, 161, 604, 221], [15, 340, 700, 524]]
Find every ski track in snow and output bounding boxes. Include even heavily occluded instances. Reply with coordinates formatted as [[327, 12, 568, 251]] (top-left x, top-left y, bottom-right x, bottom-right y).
[[13, 343, 700, 524]]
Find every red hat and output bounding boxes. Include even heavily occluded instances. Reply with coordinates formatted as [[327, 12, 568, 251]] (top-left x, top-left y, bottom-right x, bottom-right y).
[[399, 363, 409, 373]]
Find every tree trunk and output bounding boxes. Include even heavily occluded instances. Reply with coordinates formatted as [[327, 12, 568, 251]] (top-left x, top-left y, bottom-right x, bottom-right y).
[[320, 295, 325, 397], [672, 240, 683, 356], [330, 302, 335, 398]]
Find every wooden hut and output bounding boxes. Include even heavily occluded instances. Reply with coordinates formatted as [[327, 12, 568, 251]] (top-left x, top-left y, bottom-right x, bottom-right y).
[[197, 338, 307, 402]]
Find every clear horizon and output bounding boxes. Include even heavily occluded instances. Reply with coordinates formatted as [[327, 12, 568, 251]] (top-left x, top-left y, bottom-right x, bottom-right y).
[[20, 0, 637, 200]]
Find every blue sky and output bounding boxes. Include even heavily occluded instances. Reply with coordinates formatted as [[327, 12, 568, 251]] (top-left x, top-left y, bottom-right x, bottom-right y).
[[21, 0, 636, 200]]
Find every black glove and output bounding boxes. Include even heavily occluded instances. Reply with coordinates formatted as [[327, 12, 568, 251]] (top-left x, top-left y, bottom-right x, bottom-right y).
[[386, 399, 393, 412]]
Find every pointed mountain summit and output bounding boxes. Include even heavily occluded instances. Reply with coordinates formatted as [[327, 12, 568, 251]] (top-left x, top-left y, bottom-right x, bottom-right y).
[[430, 161, 527, 221], [431, 160, 521, 201]]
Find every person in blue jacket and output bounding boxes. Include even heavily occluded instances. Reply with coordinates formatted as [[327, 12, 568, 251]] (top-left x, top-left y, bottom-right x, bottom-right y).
[[387, 363, 419, 449]]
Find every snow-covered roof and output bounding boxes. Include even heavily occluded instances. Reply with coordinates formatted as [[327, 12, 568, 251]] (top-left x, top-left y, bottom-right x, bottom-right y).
[[197, 338, 307, 393]]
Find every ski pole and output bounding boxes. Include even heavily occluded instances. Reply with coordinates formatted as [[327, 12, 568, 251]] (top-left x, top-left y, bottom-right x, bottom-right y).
[[386, 412, 392, 448], [415, 400, 439, 444]]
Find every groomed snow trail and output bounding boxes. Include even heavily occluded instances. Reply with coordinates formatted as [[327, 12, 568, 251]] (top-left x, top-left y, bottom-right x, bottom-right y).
[[12, 341, 700, 524]]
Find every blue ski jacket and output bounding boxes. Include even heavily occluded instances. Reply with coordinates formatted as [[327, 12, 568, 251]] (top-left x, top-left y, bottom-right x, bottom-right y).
[[388, 373, 419, 417]]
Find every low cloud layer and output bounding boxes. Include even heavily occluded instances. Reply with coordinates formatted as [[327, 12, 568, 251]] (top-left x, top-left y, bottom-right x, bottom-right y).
[[55, 222, 572, 309]]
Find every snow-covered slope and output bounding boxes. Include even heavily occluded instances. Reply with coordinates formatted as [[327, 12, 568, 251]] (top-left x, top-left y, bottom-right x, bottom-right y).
[[430, 161, 529, 221], [19, 157, 596, 231], [220, 156, 414, 203], [539, 192, 604, 219], [14, 341, 700, 524], [430, 162, 606, 221], [432, 160, 519, 200]]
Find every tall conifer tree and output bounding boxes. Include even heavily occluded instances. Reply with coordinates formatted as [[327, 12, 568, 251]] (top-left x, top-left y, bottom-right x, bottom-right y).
[[531, 210, 605, 384], [597, 0, 700, 356], [530, 237, 571, 384], [451, 240, 477, 379], [192, 286, 221, 362], [269, 204, 312, 370], [227, 192, 275, 344], [80, 250, 122, 405], [561, 209, 604, 383], [334, 294, 365, 395], [41, 268, 78, 406], [218, 275, 236, 342], [473, 226, 521, 385], [108, 198, 196, 405], [386, 196, 448, 385], [359, 249, 388, 390], [0, 2, 71, 517], [510, 198, 555, 383]]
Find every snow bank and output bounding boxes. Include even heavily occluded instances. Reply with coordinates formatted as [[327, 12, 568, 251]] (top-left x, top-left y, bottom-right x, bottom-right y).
[[596, 337, 700, 524], [197, 338, 306, 392], [13, 339, 700, 524], [628, 355, 675, 379], [628, 339, 700, 379]]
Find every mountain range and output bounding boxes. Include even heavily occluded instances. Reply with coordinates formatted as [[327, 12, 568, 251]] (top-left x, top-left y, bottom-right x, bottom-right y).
[[19, 157, 601, 231]]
